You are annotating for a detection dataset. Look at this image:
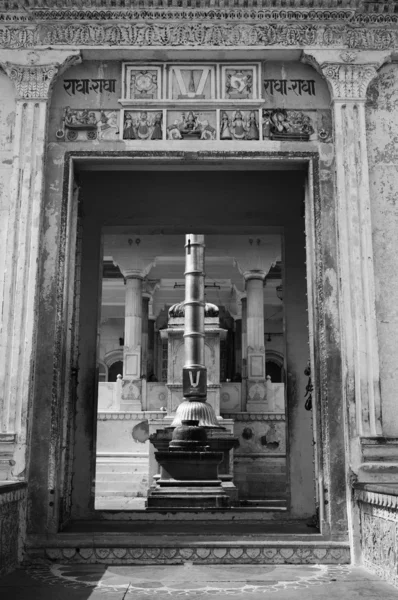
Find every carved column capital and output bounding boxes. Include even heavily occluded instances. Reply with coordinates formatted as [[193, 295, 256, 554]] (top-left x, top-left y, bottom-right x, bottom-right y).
[[302, 49, 391, 102], [2, 64, 58, 100], [320, 63, 379, 102], [0, 50, 80, 100]]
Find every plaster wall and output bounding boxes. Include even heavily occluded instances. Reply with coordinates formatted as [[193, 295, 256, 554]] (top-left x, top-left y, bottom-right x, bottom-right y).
[[366, 63, 398, 437]]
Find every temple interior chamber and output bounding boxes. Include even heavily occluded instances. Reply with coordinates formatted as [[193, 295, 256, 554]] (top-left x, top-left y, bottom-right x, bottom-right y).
[[74, 168, 314, 517]]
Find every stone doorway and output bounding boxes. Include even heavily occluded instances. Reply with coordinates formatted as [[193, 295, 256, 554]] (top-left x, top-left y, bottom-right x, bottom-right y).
[[28, 151, 347, 545], [70, 159, 318, 523]]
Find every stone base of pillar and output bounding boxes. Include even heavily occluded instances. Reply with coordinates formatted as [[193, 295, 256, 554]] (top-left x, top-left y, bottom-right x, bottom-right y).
[[146, 480, 230, 510], [121, 379, 142, 411], [0, 433, 16, 480], [246, 380, 268, 413], [149, 418, 238, 500]]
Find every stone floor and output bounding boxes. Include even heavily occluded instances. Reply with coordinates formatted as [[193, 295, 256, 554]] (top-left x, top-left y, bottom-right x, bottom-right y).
[[1, 563, 398, 599]]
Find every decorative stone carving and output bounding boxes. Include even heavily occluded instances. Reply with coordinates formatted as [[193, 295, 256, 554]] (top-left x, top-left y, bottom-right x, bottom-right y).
[[169, 302, 219, 318], [3, 63, 57, 99], [262, 109, 315, 141], [121, 381, 141, 402], [0, 22, 397, 50], [0, 484, 26, 577], [169, 65, 215, 100], [321, 63, 379, 100], [123, 110, 163, 140], [27, 544, 350, 566], [167, 110, 216, 140], [125, 66, 160, 100], [220, 110, 259, 141], [222, 67, 256, 99], [357, 490, 398, 587], [56, 107, 119, 141]]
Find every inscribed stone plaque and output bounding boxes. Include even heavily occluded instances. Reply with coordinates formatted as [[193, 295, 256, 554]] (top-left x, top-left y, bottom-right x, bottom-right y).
[[262, 62, 330, 110]]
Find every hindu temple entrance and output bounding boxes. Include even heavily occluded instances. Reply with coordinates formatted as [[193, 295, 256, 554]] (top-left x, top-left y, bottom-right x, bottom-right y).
[[72, 164, 316, 521]]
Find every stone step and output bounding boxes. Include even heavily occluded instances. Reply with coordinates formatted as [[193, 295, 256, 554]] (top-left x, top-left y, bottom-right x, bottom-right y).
[[95, 490, 144, 497], [26, 529, 351, 565], [96, 472, 144, 482], [96, 481, 148, 493]]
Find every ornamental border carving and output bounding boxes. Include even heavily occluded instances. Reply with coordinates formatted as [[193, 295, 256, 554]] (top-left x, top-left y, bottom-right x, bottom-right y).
[[222, 412, 286, 421], [356, 488, 398, 513], [0, 484, 26, 507], [97, 411, 166, 421], [32, 543, 350, 565], [0, 22, 397, 50]]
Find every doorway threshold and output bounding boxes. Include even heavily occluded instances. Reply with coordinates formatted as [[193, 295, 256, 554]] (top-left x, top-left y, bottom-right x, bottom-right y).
[[26, 521, 350, 566]]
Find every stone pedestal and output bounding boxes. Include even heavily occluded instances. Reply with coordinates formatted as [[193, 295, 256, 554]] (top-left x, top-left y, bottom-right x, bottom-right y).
[[147, 420, 230, 510]]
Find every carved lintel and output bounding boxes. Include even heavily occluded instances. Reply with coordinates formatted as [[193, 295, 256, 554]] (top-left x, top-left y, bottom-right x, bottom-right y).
[[0, 51, 80, 100]]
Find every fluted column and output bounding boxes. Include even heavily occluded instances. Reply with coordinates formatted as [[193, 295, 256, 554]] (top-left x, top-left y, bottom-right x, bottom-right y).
[[141, 295, 150, 378], [303, 51, 390, 439], [234, 318, 242, 379], [241, 298, 247, 380], [0, 50, 80, 479], [245, 271, 267, 412], [124, 274, 143, 382]]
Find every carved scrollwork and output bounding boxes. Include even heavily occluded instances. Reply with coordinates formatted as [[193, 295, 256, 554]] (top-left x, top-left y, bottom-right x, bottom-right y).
[[3, 63, 58, 99], [0, 22, 396, 50], [321, 63, 378, 100]]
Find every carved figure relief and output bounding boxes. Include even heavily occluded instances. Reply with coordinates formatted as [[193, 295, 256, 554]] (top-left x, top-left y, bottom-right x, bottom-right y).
[[220, 110, 259, 141], [167, 110, 216, 140], [126, 66, 160, 100], [123, 110, 163, 140], [262, 109, 315, 141], [56, 107, 119, 141]]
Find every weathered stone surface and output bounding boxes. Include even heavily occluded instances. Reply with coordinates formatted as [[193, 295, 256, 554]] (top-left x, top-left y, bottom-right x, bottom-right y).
[[366, 62, 398, 438]]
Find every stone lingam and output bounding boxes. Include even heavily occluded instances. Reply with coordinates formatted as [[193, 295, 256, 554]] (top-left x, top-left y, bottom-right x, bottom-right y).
[[146, 419, 229, 508], [146, 234, 231, 510]]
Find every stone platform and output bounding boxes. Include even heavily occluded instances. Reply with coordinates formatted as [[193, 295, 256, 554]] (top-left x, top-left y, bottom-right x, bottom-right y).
[[25, 519, 350, 566], [1, 564, 398, 599]]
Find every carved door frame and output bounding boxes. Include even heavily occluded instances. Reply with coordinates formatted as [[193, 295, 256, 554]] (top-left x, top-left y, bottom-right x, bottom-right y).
[[46, 149, 345, 538]]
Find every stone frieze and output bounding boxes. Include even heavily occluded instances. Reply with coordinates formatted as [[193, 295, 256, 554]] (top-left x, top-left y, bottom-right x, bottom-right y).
[[0, 22, 397, 50]]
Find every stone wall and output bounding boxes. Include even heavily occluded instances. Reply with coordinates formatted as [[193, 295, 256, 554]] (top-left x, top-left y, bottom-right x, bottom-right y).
[[366, 62, 398, 437], [356, 485, 398, 588], [0, 483, 26, 577]]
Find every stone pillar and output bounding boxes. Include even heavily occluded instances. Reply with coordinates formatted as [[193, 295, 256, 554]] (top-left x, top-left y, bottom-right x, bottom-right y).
[[141, 295, 149, 378], [122, 274, 143, 410], [148, 318, 155, 379], [234, 317, 242, 379], [303, 51, 392, 440], [245, 272, 267, 412], [0, 50, 80, 480], [241, 298, 247, 379]]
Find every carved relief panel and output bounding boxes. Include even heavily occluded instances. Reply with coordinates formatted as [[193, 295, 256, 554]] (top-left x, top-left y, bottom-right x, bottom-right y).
[[49, 60, 332, 144], [169, 65, 215, 100]]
